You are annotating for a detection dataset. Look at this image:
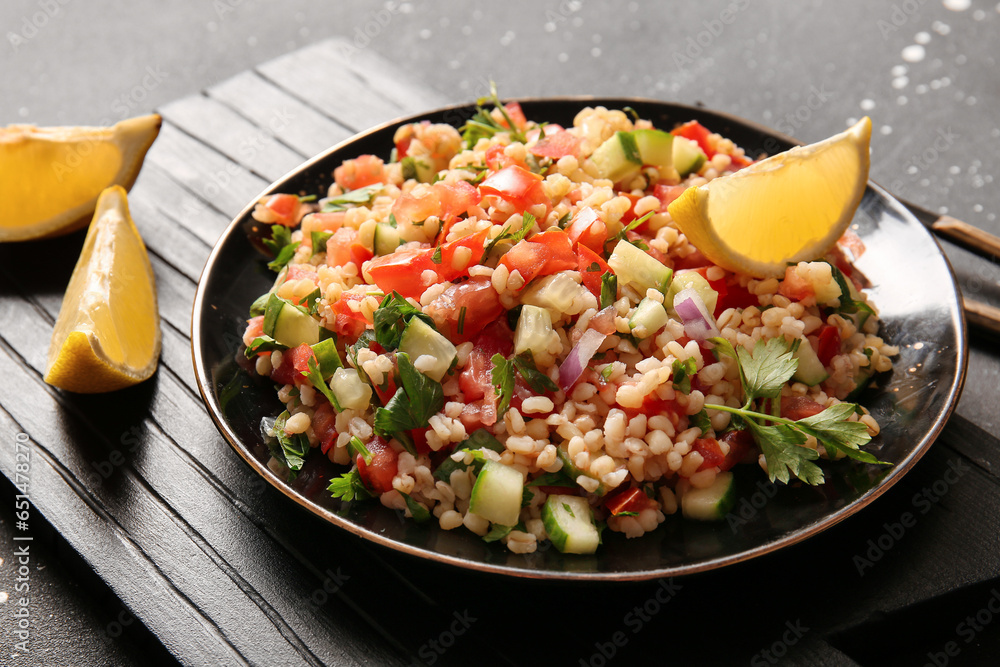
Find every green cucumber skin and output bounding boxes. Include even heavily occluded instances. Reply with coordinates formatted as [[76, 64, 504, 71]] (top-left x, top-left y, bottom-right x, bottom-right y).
[[681, 471, 736, 521], [542, 494, 599, 554], [469, 460, 524, 526]]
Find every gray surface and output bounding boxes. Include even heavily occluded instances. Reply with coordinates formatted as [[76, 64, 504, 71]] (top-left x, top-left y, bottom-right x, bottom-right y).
[[2, 1, 999, 665]]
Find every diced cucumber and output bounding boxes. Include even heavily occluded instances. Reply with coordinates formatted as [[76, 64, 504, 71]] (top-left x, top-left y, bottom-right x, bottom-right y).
[[521, 272, 587, 317], [401, 156, 436, 183], [607, 239, 673, 294], [464, 428, 505, 453], [398, 317, 457, 382], [665, 270, 719, 317], [681, 471, 735, 520], [792, 338, 829, 386], [542, 494, 600, 554], [263, 293, 320, 347], [633, 129, 674, 169], [589, 131, 643, 183], [469, 460, 524, 526], [330, 367, 373, 411], [373, 222, 401, 256], [557, 446, 606, 496], [673, 136, 707, 176], [514, 305, 555, 357], [628, 298, 669, 339]]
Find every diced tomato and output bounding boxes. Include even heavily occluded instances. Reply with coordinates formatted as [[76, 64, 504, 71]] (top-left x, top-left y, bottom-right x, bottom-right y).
[[718, 429, 755, 471], [424, 277, 505, 343], [716, 283, 759, 314], [673, 249, 712, 271], [410, 426, 432, 455], [500, 228, 577, 287], [671, 121, 716, 158], [270, 343, 315, 386], [437, 228, 490, 282], [285, 265, 318, 283], [816, 325, 841, 367], [692, 437, 726, 471], [616, 194, 643, 227], [529, 129, 581, 159], [394, 180, 482, 230], [627, 230, 668, 264], [245, 315, 264, 343], [525, 124, 565, 143], [261, 194, 302, 227], [728, 152, 754, 169], [624, 395, 685, 423], [329, 293, 370, 339], [778, 265, 815, 301], [356, 436, 398, 495], [393, 187, 443, 225], [501, 101, 527, 130], [484, 143, 526, 172], [350, 242, 373, 269], [458, 322, 513, 428], [313, 402, 338, 455], [334, 154, 385, 191], [326, 227, 360, 268], [302, 211, 346, 236], [576, 243, 611, 298], [781, 396, 826, 421], [365, 248, 436, 299], [653, 183, 688, 210], [837, 229, 867, 262], [479, 165, 548, 214], [566, 207, 607, 253], [604, 487, 656, 516], [436, 181, 482, 224]]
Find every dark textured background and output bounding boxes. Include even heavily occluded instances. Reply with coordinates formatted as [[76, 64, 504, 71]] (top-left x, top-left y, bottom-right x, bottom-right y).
[[2, 1, 998, 664]]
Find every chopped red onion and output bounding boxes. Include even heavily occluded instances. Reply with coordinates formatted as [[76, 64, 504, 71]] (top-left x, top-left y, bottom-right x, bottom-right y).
[[558, 328, 607, 392], [673, 288, 721, 342]]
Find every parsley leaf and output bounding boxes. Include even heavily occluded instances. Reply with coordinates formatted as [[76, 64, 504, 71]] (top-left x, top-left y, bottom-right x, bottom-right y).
[[747, 420, 824, 485], [796, 403, 887, 464], [490, 353, 515, 418], [737, 337, 799, 403], [271, 411, 310, 480], [826, 261, 876, 321], [528, 471, 575, 488], [434, 448, 489, 482], [600, 273, 618, 310], [690, 409, 712, 435], [372, 292, 433, 350], [373, 352, 445, 436], [321, 183, 385, 211], [671, 357, 698, 394], [460, 82, 527, 148], [245, 335, 286, 358], [267, 241, 300, 272], [348, 435, 372, 463], [303, 357, 343, 412], [512, 352, 559, 394], [262, 224, 292, 255], [483, 524, 514, 542], [311, 230, 333, 257], [328, 469, 372, 502], [302, 287, 323, 316], [480, 213, 535, 263], [431, 245, 443, 264], [401, 493, 432, 522]]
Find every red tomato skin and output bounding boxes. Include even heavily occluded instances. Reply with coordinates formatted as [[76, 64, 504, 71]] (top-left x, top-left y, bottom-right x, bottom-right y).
[[566, 207, 607, 253], [671, 121, 716, 158], [716, 284, 759, 314], [816, 325, 841, 367], [654, 183, 688, 210], [329, 293, 370, 339], [718, 429, 756, 471], [366, 249, 436, 299], [312, 402, 338, 455], [425, 277, 504, 343], [245, 316, 265, 343], [692, 438, 726, 471], [334, 154, 385, 190], [264, 194, 302, 226], [437, 228, 490, 282], [502, 102, 527, 130], [270, 344, 315, 386], [500, 228, 577, 287], [576, 244, 611, 298], [781, 396, 826, 421], [479, 165, 547, 213], [778, 265, 815, 301], [356, 436, 398, 495], [529, 130, 581, 159], [604, 487, 656, 516]]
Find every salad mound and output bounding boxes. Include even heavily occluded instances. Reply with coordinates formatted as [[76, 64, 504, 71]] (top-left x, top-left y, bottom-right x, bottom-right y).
[[242, 95, 896, 555]]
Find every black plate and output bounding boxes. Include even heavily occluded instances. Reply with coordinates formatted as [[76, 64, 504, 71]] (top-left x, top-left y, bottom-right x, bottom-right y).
[[192, 98, 967, 580]]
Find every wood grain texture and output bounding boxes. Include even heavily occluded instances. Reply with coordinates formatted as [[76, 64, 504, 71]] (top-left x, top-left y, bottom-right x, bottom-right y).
[[1, 36, 996, 667]]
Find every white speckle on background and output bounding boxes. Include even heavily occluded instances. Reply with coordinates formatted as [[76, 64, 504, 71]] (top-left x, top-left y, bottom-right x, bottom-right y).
[[974, 204, 984, 212], [897, 95, 908, 105], [0, 592, 8, 604], [966, 96, 978, 105], [592, 34, 602, 43], [448, 60, 460, 70], [902, 44, 926, 62], [544, 22, 557, 32], [591, 47, 602, 58], [860, 98, 876, 110], [846, 117, 858, 126], [916, 84, 929, 94], [892, 64, 908, 76], [939, 206, 949, 215], [949, 166, 961, 174], [881, 125, 893, 135], [18, 107, 28, 118], [915, 31, 931, 44], [943, 0, 971, 10], [892, 76, 909, 89], [557, 52, 569, 63], [499, 31, 515, 46], [206, 21, 217, 32], [991, 128, 1000, 138], [956, 54, 967, 64], [461, 25, 472, 36], [419, 29, 431, 39], [933, 21, 952, 34]]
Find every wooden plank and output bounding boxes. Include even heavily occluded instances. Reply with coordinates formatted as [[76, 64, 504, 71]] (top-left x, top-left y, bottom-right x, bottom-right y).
[[142, 121, 269, 221], [208, 70, 355, 158], [256, 40, 415, 132], [158, 94, 305, 182]]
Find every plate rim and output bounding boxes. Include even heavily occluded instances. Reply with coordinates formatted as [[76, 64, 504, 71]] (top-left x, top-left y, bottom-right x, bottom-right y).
[[191, 96, 968, 581]]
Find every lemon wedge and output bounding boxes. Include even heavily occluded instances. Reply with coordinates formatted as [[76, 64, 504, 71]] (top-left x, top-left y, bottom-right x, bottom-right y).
[[668, 117, 871, 278], [0, 114, 161, 242], [44, 186, 161, 393]]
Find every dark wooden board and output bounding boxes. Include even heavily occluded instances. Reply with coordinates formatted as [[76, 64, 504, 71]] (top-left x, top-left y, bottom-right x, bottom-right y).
[[2, 37, 998, 667]]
